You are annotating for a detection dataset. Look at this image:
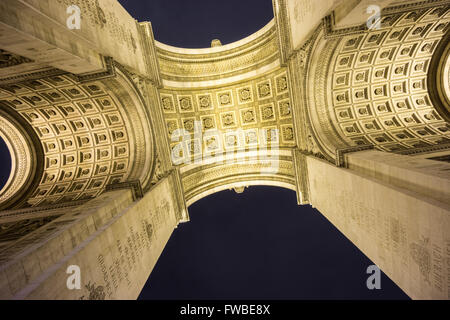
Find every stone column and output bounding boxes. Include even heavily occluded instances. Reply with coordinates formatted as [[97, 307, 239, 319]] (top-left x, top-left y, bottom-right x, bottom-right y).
[[0, 171, 188, 299], [0, 0, 155, 76], [333, 0, 394, 29], [304, 149, 450, 299]]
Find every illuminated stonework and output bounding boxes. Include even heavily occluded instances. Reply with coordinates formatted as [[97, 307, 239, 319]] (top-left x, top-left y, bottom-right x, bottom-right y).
[[330, 8, 450, 152], [303, 5, 450, 159], [0, 0, 448, 300], [156, 20, 297, 204], [0, 109, 38, 210], [0, 69, 155, 207], [0, 77, 133, 206]]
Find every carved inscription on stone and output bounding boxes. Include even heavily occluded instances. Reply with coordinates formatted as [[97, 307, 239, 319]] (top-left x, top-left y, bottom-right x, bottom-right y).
[[88, 199, 172, 299]]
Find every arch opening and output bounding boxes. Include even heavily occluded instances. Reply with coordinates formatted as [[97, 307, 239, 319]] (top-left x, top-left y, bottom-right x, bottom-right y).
[[139, 186, 409, 300], [186, 179, 297, 207], [0, 104, 44, 210], [118, 0, 274, 49], [0, 137, 11, 190], [428, 29, 450, 123]]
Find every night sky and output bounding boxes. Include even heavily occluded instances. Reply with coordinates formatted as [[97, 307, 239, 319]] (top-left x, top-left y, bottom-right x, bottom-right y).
[[0, 138, 10, 189], [118, 0, 274, 48], [115, 0, 409, 300], [0, 0, 410, 300]]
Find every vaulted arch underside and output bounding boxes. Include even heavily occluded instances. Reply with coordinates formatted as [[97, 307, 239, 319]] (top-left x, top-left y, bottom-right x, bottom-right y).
[[0, 67, 155, 209], [155, 19, 298, 203], [305, 5, 450, 160]]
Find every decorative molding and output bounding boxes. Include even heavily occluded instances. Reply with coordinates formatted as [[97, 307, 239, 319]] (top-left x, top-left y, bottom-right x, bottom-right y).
[[324, 0, 450, 39], [181, 155, 296, 206], [335, 145, 374, 167], [0, 71, 141, 207], [383, 0, 449, 14], [138, 22, 162, 88], [155, 20, 278, 84], [0, 49, 33, 68], [395, 142, 450, 155], [427, 28, 450, 123], [0, 56, 115, 85], [104, 180, 143, 200], [0, 199, 87, 223], [273, 0, 293, 66], [86, 63, 157, 200], [170, 168, 189, 223], [285, 25, 336, 164], [304, 6, 450, 160], [0, 103, 44, 211], [159, 68, 294, 169], [427, 154, 450, 162], [149, 155, 169, 186], [306, 27, 349, 161], [114, 63, 167, 192], [77, 56, 116, 83], [0, 215, 61, 245], [145, 85, 174, 191], [292, 149, 310, 205], [323, 14, 366, 39], [0, 68, 67, 86]]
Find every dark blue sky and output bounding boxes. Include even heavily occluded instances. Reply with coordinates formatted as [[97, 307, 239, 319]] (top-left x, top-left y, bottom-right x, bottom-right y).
[[118, 0, 274, 48]]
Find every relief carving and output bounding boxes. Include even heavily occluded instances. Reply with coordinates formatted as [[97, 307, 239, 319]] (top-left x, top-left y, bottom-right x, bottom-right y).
[[410, 237, 432, 285], [79, 281, 106, 300], [0, 50, 33, 68], [150, 156, 166, 186], [0, 216, 59, 243]]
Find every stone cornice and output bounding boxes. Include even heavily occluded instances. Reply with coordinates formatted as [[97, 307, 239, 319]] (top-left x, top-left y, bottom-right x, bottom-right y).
[[324, 0, 450, 39], [105, 180, 143, 201], [394, 142, 450, 155], [335, 145, 375, 167], [427, 28, 450, 123], [272, 0, 293, 66], [156, 20, 279, 84], [138, 22, 162, 88], [0, 199, 88, 223], [0, 56, 115, 85], [292, 149, 310, 205], [170, 169, 189, 223], [0, 104, 44, 211]]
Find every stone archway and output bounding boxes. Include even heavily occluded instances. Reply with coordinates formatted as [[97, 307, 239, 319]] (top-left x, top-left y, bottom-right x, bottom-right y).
[[0, 0, 449, 301], [0, 103, 44, 210], [428, 29, 450, 123], [0, 67, 156, 209]]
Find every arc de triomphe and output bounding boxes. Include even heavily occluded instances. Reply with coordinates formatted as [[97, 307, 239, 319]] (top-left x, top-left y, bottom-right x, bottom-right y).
[[0, 0, 449, 299]]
